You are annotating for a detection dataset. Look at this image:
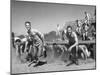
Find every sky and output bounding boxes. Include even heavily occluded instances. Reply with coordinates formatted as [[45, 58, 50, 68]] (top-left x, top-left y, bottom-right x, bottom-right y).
[[11, 0, 95, 34]]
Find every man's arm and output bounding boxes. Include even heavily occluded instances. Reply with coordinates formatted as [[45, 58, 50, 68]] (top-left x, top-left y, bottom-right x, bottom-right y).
[[32, 29, 44, 43], [24, 35, 29, 53], [24, 39, 28, 53]]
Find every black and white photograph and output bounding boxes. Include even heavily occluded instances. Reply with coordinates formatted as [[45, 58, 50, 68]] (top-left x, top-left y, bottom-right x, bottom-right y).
[[11, 0, 96, 74]]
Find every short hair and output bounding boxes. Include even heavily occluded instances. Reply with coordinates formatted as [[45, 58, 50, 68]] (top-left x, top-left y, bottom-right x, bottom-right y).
[[66, 25, 72, 30], [25, 21, 31, 26]]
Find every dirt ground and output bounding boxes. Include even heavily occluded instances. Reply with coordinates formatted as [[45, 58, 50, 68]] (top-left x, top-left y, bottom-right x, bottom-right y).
[[11, 47, 96, 74]]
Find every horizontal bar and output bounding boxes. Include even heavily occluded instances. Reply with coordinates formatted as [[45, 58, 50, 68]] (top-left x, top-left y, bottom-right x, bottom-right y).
[[45, 40, 96, 45]]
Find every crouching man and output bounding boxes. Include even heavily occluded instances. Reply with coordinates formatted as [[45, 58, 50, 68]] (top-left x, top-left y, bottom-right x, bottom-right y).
[[14, 36, 26, 57], [64, 26, 79, 66], [25, 21, 45, 64]]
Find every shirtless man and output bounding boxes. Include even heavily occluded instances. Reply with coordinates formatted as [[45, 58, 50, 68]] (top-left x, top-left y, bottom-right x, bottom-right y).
[[25, 21, 44, 63]]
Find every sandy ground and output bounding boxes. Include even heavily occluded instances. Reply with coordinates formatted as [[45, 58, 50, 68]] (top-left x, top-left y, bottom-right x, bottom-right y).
[[11, 47, 96, 74]]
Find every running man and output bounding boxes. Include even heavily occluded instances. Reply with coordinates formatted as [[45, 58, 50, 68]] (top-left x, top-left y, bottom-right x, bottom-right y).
[[25, 21, 45, 63], [64, 26, 79, 66]]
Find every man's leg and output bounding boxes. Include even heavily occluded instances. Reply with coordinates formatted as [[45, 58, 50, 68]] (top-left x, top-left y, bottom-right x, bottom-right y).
[[17, 45, 21, 56], [26, 43, 30, 53], [66, 46, 78, 66], [82, 33, 85, 40], [71, 47, 78, 65], [33, 45, 47, 67], [26, 43, 34, 62], [21, 43, 25, 53], [36, 41, 44, 57], [33, 46, 38, 61]]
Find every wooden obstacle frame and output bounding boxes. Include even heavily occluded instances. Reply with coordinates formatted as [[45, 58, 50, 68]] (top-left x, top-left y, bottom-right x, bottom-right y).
[[45, 40, 96, 45], [45, 40, 96, 59]]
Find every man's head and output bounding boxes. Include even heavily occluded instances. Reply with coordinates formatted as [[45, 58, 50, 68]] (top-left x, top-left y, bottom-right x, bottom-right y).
[[14, 37, 21, 46], [66, 25, 72, 34], [25, 21, 31, 30]]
